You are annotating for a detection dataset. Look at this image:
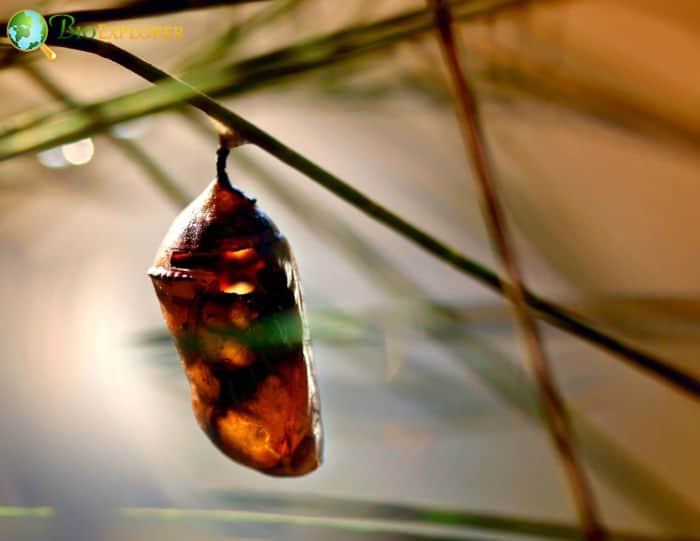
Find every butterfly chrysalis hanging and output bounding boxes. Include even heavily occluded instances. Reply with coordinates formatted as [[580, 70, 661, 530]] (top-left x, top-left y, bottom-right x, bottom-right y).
[[148, 146, 322, 476]]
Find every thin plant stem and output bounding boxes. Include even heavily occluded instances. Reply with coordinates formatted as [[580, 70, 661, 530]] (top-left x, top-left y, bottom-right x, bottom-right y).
[[426, 0, 603, 539], [6, 32, 700, 403], [120, 503, 693, 541], [203, 489, 700, 541]]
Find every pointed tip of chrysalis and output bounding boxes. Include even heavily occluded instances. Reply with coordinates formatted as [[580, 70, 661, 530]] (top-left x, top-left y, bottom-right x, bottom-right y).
[[213, 175, 257, 206]]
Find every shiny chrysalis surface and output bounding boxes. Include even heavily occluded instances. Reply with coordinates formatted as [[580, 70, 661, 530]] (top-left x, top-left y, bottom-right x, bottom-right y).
[[148, 154, 322, 476]]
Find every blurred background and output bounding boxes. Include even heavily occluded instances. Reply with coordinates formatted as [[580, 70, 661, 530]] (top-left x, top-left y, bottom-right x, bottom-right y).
[[0, 0, 699, 540]]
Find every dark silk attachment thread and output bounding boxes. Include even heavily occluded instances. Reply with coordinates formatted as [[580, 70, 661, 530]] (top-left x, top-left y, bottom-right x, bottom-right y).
[[216, 146, 256, 203], [216, 146, 233, 191]]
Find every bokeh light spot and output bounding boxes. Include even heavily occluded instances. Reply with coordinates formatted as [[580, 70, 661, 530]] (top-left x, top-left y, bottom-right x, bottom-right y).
[[62, 138, 95, 166]]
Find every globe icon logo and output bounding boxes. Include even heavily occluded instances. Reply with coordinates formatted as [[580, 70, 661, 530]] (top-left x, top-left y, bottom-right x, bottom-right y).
[[7, 10, 48, 52]]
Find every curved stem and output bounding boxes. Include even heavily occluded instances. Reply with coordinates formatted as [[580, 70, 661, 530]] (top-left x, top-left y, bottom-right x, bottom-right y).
[[427, 0, 603, 538], [30, 35, 700, 403], [216, 146, 232, 191]]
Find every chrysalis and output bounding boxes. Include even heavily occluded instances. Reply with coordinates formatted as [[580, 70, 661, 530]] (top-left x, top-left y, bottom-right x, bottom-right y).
[[148, 148, 322, 476]]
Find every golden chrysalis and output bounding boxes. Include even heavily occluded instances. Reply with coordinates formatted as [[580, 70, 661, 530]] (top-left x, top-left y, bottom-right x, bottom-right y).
[[148, 148, 322, 476]]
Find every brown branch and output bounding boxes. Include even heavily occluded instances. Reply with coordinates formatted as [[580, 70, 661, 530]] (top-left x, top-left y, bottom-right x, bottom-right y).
[[427, 1, 604, 539]]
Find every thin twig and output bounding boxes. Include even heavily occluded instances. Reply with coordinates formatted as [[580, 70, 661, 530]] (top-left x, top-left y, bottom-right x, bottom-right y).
[[427, 1, 604, 539], [194, 489, 700, 540], [3, 30, 700, 402], [121, 502, 695, 541]]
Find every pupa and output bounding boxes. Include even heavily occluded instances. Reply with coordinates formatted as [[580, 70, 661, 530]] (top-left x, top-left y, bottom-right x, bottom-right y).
[[148, 147, 322, 476]]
